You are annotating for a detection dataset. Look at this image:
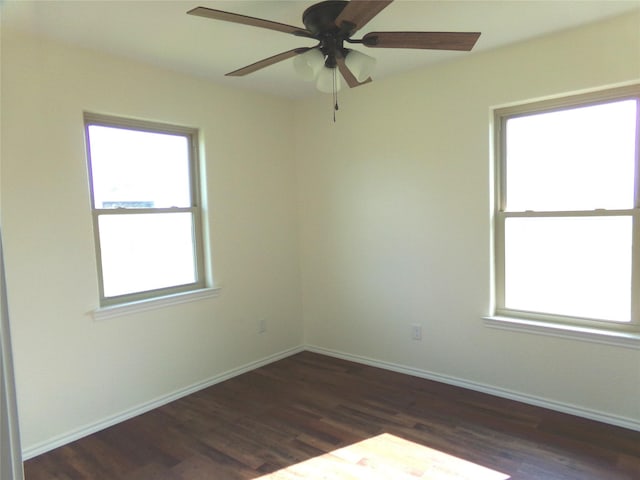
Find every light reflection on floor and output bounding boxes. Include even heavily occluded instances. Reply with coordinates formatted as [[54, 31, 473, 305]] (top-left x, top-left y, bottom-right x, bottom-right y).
[[255, 433, 511, 479]]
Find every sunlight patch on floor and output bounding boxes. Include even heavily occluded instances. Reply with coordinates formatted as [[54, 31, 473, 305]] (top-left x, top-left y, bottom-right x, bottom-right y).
[[255, 433, 510, 479]]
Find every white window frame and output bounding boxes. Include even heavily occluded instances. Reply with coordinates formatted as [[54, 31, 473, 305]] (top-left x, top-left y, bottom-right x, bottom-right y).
[[84, 113, 207, 307], [491, 85, 640, 335]]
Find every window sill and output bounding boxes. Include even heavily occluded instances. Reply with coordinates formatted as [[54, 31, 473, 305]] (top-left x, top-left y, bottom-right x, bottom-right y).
[[91, 287, 221, 321], [483, 316, 640, 349]]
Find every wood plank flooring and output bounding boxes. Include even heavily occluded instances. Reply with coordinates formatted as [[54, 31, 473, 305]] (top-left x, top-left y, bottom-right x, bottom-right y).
[[24, 351, 640, 479]]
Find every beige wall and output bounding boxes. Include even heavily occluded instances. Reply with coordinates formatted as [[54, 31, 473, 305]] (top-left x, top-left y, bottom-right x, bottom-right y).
[[1, 31, 303, 453], [2, 9, 639, 457], [296, 12, 640, 424]]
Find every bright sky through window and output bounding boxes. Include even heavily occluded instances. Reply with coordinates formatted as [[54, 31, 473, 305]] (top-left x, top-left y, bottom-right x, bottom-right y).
[[88, 125, 192, 209], [505, 100, 636, 212], [505, 216, 632, 321]]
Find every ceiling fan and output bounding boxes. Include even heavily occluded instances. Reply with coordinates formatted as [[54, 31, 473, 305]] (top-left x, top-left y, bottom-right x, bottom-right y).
[[187, 0, 481, 93]]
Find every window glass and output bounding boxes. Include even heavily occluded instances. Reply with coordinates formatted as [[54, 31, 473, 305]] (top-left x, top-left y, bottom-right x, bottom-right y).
[[88, 125, 192, 209], [504, 216, 632, 322], [505, 100, 636, 212], [98, 213, 197, 298]]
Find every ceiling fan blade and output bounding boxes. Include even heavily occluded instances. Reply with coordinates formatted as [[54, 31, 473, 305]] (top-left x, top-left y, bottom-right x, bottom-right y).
[[187, 6, 312, 37], [226, 48, 310, 77], [334, 0, 393, 34], [362, 31, 481, 51], [336, 54, 372, 88]]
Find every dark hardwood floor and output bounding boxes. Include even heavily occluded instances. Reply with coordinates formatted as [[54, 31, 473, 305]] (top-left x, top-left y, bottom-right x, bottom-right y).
[[24, 351, 640, 479]]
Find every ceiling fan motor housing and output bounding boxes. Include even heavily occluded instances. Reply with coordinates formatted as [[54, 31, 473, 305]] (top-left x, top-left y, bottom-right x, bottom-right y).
[[302, 1, 349, 34], [302, 1, 354, 68]]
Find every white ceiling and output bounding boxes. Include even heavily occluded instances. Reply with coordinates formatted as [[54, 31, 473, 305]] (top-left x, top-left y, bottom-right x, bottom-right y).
[[2, 0, 639, 99]]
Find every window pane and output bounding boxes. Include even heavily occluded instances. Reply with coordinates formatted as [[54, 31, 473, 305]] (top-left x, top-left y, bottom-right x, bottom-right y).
[[88, 125, 192, 208], [98, 213, 196, 298], [505, 100, 636, 211], [504, 216, 632, 322]]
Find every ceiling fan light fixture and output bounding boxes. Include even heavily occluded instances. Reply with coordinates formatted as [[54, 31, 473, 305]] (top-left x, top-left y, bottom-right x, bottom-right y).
[[344, 49, 376, 82], [293, 48, 325, 81], [316, 66, 342, 93]]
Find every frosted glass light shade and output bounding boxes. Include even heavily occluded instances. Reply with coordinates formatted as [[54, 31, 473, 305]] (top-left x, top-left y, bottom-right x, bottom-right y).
[[345, 49, 376, 82], [316, 67, 342, 93], [293, 49, 325, 81]]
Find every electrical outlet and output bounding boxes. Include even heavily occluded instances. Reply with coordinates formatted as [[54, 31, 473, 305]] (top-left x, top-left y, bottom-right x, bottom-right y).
[[258, 319, 267, 334], [411, 324, 422, 341]]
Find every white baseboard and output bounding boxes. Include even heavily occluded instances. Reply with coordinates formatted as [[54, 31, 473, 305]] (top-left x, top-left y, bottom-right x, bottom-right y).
[[22, 345, 305, 460], [305, 344, 640, 433], [23, 342, 639, 460]]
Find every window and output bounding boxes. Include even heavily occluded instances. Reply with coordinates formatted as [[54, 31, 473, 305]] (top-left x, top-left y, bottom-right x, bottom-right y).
[[84, 114, 205, 306], [493, 86, 640, 332]]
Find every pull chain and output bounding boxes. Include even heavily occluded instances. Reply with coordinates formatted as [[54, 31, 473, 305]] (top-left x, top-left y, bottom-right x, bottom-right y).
[[332, 68, 339, 123]]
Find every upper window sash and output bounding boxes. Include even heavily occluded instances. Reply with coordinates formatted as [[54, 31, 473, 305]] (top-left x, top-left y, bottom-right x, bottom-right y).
[[84, 113, 201, 210], [497, 94, 639, 215]]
